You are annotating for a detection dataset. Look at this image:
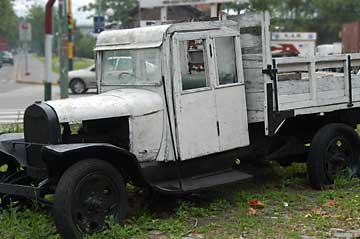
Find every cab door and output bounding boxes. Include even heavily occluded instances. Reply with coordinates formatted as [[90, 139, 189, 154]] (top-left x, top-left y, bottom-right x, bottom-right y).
[[172, 32, 220, 161], [211, 35, 250, 151], [172, 30, 249, 161]]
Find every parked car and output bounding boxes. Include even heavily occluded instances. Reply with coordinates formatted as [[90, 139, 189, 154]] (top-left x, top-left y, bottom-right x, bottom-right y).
[[69, 57, 134, 94], [0, 51, 14, 65], [68, 65, 96, 94]]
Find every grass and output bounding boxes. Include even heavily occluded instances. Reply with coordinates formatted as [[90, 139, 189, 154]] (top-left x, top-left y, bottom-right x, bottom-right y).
[[0, 123, 23, 134], [1, 161, 360, 238], [1, 126, 360, 238], [36, 56, 94, 74]]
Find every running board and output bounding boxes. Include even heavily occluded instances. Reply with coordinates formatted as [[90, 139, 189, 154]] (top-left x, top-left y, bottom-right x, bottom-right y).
[[153, 169, 252, 194]]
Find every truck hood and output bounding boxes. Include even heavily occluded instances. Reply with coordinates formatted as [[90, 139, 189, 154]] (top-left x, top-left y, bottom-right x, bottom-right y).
[[45, 89, 163, 123]]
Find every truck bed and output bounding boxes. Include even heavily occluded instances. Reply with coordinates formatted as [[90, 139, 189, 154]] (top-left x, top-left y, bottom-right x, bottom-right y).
[[232, 12, 360, 135], [276, 55, 360, 114]]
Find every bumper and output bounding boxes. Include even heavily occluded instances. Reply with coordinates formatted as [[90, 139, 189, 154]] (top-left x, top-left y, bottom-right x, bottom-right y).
[[2, 59, 14, 64]]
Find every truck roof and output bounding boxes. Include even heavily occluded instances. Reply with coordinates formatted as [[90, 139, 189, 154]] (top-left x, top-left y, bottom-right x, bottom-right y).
[[95, 20, 238, 51]]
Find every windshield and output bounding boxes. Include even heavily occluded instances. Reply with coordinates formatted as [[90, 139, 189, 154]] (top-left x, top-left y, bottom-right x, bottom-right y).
[[101, 48, 161, 85]]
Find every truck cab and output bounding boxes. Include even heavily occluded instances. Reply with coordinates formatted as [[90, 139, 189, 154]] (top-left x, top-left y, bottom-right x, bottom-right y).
[[94, 22, 250, 162]]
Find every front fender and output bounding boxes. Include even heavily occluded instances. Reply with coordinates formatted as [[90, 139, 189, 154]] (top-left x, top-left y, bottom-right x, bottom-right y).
[[42, 143, 146, 185], [0, 133, 27, 167]]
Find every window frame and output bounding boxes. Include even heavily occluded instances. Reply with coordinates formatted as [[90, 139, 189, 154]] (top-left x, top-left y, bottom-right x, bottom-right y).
[[99, 47, 163, 87], [212, 35, 244, 89], [173, 30, 244, 95], [172, 32, 213, 94], [178, 38, 212, 93]]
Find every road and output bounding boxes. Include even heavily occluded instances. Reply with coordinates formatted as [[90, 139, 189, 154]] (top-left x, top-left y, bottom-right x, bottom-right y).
[[0, 53, 91, 124]]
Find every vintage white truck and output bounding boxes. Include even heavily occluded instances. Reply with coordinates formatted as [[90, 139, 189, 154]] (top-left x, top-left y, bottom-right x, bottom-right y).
[[1, 12, 360, 238]]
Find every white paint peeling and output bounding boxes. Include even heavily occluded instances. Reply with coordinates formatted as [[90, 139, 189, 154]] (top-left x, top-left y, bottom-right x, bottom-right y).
[[95, 25, 171, 51], [45, 89, 163, 123]]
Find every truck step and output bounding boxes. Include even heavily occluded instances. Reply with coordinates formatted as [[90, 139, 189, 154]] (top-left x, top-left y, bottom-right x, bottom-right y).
[[154, 169, 252, 193]]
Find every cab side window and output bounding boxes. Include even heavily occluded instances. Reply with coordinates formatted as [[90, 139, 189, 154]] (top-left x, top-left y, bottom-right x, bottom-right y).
[[179, 40, 209, 90], [215, 37, 238, 85]]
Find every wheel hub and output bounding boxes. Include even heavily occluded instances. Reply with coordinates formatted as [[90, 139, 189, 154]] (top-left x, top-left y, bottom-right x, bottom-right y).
[[325, 137, 354, 180], [73, 174, 121, 234]]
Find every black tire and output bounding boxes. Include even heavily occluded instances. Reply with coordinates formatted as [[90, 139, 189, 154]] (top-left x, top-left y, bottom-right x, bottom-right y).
[[53, 159, 128, 239], [70, 78, 87, 94], [308, 123, 360, 190]]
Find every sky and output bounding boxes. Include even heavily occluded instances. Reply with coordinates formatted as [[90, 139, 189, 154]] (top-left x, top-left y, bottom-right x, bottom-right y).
[[13, 0, 95, 25]]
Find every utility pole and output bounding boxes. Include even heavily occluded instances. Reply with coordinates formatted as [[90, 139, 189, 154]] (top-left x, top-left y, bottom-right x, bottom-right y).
[[59, 0, 69, 98], [96, 0, 102, 15], [67, 0, 73, 71]]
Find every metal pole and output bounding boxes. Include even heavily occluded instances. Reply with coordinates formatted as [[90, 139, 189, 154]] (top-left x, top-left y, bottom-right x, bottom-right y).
[[24, 42, 30, 75], [138, 3, 141, 27], [67, 0, 73, 71], [44, 34, 52, 101], [96, 0, 102, 15], [45, 0, 56, 101], [59, 0, 69, 99]]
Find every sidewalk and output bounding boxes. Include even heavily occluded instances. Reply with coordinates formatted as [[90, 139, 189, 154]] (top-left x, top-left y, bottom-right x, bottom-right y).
[[16, 53, 59, 85]]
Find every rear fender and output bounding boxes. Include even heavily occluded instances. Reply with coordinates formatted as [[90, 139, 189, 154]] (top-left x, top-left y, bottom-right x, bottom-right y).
[[42, 143, 146, 185]]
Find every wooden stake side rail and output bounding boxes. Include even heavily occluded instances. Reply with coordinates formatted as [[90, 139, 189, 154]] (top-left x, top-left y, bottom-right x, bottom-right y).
[[272, 54, 360, 116]]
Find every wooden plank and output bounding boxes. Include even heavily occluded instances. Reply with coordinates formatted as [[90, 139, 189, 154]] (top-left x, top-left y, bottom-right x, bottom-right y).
[[277, 62, 309, 73], [246, 91, 265, 110], [231, 13, 264, 28], [294, 101, 360, 116], [244, 69, 264, 90], [242, 54, 263, 68], [279, 93, 311, 104], [240, 34, 262, 49], [316, 60, 345, 70], [309, 62, 317, 102]]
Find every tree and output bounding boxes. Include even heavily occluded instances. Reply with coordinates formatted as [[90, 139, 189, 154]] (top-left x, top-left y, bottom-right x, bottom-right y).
[[0, 0, 19, 48], [224, 0, 360, 44], [73, 26, 96, 59], [79, 0, 138, 28], [313, 0, 360, 43], [26, 5, 45, 55]]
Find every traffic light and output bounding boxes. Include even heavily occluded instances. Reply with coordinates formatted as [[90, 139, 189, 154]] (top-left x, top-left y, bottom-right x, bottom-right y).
[[67, 15, 73, 31]]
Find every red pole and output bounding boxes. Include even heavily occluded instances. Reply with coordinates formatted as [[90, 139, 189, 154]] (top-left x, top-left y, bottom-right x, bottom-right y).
[[45, 0, 56, 34]]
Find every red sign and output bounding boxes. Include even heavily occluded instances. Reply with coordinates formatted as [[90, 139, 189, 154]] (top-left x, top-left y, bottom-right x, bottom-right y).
[[271, 43, 300, 57], [21, 23, 29, 30], [0, 37, 9, 51]]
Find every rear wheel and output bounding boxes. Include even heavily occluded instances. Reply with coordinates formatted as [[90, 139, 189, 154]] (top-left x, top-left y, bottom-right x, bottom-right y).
[[70, 78, 87, 94], [308, 123, 360, 189], [53, 159, 128, 239]]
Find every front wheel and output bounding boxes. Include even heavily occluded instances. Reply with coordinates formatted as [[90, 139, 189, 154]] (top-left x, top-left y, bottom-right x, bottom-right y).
[[70, 79, 87, 94], [308, 123, 360, 189], [53, 159, 128, 239]]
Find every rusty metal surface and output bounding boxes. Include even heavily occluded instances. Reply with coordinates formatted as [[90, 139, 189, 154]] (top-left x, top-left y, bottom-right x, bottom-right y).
[[342, 21, 360, 53]]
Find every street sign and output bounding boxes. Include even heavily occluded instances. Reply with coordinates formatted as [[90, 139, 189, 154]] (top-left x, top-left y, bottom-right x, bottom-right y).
[[94, 16, 105, 34], [139, 0, 248, 8], [0, 37, 9, 51], [19, 22, 32, 42]]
